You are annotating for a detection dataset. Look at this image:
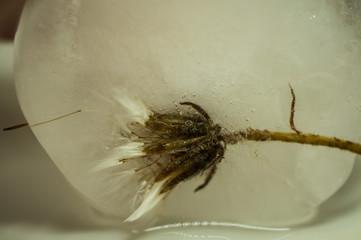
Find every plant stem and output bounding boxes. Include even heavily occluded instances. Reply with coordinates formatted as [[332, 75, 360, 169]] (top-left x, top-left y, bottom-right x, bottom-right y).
[[224, 128, 361, 155]]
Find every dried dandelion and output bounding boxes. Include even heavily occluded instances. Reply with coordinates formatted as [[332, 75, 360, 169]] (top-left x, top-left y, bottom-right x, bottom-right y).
[[4, 85, 361, 222], [94, 85, 361, 222]]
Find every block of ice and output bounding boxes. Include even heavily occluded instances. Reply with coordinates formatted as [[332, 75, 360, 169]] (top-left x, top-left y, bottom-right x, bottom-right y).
[[14, 0, 361, 227]]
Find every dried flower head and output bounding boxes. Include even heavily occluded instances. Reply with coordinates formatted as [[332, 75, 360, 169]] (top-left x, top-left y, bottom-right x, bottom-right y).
[[97, 86, 361, 222], [100, 93, 227, 222], [5, 86, 361, 224]]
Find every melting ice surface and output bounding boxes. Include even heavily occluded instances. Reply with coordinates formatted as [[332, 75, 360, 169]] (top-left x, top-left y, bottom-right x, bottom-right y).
[[14, 0, 361, 228]]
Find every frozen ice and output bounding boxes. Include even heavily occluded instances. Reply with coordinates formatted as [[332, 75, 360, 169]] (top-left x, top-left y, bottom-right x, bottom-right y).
[[14, 0, 361, 227]]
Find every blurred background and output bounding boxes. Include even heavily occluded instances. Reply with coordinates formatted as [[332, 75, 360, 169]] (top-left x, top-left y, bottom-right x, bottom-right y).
[[0, 0, 25, 41]]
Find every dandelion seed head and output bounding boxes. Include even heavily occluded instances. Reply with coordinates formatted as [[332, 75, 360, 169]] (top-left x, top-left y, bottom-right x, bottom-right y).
[[91, 98, 226, 223]]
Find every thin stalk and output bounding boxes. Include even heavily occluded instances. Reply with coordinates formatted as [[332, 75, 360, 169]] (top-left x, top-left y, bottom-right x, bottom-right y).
[[3, 109, 82, 131], [223, 128, 361, 155], [223, 84, 361, 155]]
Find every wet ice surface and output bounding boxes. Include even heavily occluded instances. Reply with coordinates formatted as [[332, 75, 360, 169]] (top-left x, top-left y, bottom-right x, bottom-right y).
[[14, 0, 361, 228]]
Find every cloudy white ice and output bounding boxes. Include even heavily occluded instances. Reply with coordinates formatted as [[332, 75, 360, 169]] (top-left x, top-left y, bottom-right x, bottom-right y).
[[8, 0, 361, 237]]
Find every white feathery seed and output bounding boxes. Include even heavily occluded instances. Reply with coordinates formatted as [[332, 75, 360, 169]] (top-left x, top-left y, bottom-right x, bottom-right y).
[[115, 141, 146, 160], [112, 91, 152, 135], [125, 180, 168, 222], [93, 92, 166, 222]]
